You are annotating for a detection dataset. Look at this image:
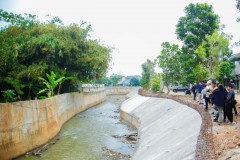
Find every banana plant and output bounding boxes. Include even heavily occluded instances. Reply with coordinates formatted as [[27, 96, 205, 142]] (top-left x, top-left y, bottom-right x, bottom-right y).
[[55, 68, 75, 95], [38, 71, 65, 97]]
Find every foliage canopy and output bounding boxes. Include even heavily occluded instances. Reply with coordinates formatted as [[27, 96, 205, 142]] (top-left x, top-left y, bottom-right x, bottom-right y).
[[0, 10, 111, 102], [140, 59, 155, 90], [156, 42, 181, 94]]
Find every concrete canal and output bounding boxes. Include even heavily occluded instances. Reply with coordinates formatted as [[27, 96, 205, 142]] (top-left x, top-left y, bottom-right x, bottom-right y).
[[16, 95, 135, 160]]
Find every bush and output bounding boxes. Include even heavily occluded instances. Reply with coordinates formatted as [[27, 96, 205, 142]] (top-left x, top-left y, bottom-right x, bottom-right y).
[[151, 74, 161, 92], [1, 90, 16, 102]]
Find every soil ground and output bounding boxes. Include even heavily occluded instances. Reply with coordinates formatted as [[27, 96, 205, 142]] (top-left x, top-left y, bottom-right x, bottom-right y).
[[212, 94, 240, 160], [166, 88, 240, 160]]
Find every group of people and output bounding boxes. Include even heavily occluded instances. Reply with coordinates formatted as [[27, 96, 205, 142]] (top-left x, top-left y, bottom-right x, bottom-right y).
[[191, 80, 237, 125]]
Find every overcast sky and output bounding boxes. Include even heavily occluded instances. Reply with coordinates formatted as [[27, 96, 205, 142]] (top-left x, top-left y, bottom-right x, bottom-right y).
[[1, 0, 240, 76]]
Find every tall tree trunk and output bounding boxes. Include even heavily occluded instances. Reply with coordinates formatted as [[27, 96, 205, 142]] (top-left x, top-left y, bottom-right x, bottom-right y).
[[161, 84, 164, 92], [165, 80, 170, 95], [28, 88, 31, 100], [58, 83, 62, 95], [166, 86, 170, 95]]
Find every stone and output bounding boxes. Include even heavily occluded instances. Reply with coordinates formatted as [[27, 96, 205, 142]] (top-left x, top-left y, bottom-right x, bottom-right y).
[[112, 135, 120, 138], [102, 151, 108, 156], [32, 152, 41, 156], [127, 135, 137, 141], [229, 143, 236, 149], [217, 151, 222, 155]]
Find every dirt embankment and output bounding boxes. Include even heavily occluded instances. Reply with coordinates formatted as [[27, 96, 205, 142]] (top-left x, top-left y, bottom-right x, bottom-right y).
[[213, 96, 240, 160]]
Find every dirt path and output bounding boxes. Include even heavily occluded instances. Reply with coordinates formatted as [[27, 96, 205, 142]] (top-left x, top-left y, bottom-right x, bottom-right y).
[[213, 94, 240, 160]]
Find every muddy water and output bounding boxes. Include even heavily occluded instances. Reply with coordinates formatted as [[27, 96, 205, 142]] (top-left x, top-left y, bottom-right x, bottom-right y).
[[17, 95, 134, 160]]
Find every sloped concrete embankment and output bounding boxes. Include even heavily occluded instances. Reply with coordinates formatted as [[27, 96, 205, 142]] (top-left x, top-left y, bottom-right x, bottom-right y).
[[120, 94, 202, 160], [0, 88, 106, 160]]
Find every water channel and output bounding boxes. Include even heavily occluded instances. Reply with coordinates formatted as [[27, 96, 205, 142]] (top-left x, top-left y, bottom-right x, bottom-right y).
[[17, 95, 135, 160]]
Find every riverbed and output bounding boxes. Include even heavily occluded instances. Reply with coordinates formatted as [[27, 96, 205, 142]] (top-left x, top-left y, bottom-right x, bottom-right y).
[[16, 95, 135, 160]]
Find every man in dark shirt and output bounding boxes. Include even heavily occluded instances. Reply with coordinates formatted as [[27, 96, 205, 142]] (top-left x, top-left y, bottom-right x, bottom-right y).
[[230, 79, 235, 89], [197, 81, 204, 104], [225, 84, 236, 124], [191, 83, 197, 101], [212, 84, 227, 125]]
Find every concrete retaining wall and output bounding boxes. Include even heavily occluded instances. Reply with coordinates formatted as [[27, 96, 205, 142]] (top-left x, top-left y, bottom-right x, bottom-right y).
[[0, 88, 106, 160], [106, 87, 135, 95]]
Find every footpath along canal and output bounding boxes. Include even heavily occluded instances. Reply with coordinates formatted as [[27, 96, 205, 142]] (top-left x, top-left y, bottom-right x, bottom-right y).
[[16, 95, 136, 160]]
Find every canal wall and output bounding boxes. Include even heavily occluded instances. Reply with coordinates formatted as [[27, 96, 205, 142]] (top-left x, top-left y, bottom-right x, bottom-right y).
[[106, 86, 136, 95], [120, 94, 202, 160], [0, 87, 106, 160]]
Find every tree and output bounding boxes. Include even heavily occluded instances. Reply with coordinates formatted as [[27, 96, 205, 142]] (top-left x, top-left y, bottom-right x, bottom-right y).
[[109, 74, 123, 86], [156, 42, 181, 94], [140, 59, 155, 90], [176, 3, 219, 49], [151, 73, 162, 92], [176, 3, 219, 82], [0, 10, 111, 101], [94, 77, 111, 86], [129, 77, 140, 86], [217, 61, 232, 85], [0, 9, 39, 29], [195, 30, 231, 79]]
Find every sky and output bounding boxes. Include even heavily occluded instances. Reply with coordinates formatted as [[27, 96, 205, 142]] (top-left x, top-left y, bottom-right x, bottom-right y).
[[1, 0, 240, 76]]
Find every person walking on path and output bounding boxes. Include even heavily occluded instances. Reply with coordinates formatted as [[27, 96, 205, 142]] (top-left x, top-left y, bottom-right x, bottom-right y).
[[212, 84, 227, 125], [225, 84, 236, 124], [202, 84, 210, 110], [191, 83, 197, 101], [197, 81, 204, 104], [230, 79, 235, 89], [229, 80, 238, 115]]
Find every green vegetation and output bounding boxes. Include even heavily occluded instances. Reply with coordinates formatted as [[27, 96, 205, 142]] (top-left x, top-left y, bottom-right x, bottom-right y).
[[140, 59, 155, 90], [155, 42, 181, 94], [176, 3, 234, 83], [95, 74, 141, 87], [38, 71, 74, 98], [0, 90, 16, 102], [0, 10, 111, 102], [129, 77, 140, 86], [176, 3, 220, 82], [151, 73, 162, 92], [196, 30, 232, 79], [139, 59, 162, 91], [141, 3, 236, 94], [217, 62, 232, 84], [109, 74, 123, 86]]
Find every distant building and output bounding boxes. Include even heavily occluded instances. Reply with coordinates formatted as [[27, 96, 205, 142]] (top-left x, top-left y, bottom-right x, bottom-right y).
[[231, 53, 240, 90], [118, 75, 141, 86]]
